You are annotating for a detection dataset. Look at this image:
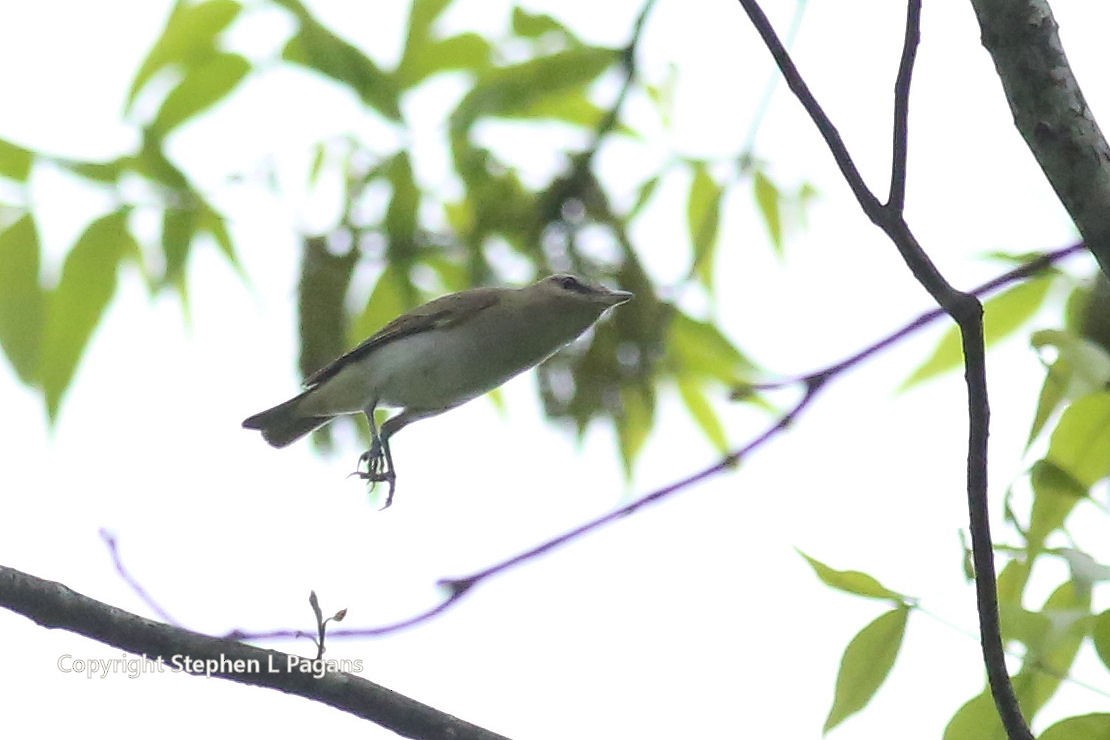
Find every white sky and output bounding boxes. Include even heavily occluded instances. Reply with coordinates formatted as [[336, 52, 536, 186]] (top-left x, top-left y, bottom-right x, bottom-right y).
[[1, 1, 1108, 738]]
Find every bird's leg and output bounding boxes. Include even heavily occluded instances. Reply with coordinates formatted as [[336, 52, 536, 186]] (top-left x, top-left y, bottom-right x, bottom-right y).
[[353, 406, 397, 508]]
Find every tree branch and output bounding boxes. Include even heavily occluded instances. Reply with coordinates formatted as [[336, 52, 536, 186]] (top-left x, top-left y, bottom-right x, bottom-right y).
[[734, 1, 1032, 737], [0, 565, 506, 740], [969, 0, 1110, 280]]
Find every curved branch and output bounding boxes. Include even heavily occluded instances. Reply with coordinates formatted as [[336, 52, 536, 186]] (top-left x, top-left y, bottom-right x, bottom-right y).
[[969, 0, 1110, 279], [0, 565, 506, 740]]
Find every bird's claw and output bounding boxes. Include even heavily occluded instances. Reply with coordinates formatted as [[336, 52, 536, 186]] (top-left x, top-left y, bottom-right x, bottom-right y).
[[350, 444, 397, 509]]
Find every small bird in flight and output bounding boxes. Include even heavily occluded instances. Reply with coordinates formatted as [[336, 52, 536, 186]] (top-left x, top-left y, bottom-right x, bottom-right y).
[[243, 274, 633, 507]]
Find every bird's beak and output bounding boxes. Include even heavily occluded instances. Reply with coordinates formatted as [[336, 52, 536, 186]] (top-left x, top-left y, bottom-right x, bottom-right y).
[[597, 287, 634, 306]]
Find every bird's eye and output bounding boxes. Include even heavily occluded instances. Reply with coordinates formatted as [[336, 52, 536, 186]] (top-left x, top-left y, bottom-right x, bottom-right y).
[[558, 275, 582, 291]]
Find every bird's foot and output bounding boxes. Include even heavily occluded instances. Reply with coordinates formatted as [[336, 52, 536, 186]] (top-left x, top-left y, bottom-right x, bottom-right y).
[[349, 444, 397, 509]]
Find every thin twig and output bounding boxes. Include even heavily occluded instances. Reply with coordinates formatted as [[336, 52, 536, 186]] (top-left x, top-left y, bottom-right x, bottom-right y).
[[888, 0, 921, 211], [99, 529, 180, 626]]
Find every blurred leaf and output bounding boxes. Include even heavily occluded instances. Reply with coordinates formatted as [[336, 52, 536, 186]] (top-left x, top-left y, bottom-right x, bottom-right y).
[[1055, 549, 1110, 589], [1009, 581, 1090, 718], [1028, 330, 1110, 445], [1033, 330, 1110, 390], [128, 0, 242, 107], [943, 691, 1004, 740], [40, 210, 139, 422], [668, 312, 752, 384], [753, 170, 783, 255], [687, 162, 722, 292], [198, 204, 242, 277], [352, 262, 412, 345], [385, 153, 419, 262], [452, 47, 617, 131], [0, 137, 33, 181], [162, 210, 194, 319], [279, 0, 402, 121], [903, 276, 1054, 389], [999, 602, 1050, 651], [511, 6, 579, 42], [798, 551, 905, 600], [404, 0, 452, 44], [677, 378, 728, 452], [824, 607, 908, 733], [150, 52, 250, 136], [299, 235, 358, 380], [617, 383, 653, 476], [135, 129, 189, 189], [1093, 610, 1110, 672], [1028, 459, 1087, 549], [397, 33, 491, 88], [396, 0, 489, 86], [629, 176, 659, 219], [1044, 391, 1110, 489], [59, 157, 126, 184], [0, 215, 44, 383], [500, 88, 613, 129], [1079, 273, 1110, 353], [1040, 714, 1110, 740]]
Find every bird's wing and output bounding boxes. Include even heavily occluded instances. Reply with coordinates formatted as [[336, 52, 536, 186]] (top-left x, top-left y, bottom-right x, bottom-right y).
[[303, 288, 503, 389]]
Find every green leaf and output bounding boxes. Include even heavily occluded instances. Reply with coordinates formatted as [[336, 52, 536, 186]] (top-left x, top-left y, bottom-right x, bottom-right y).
[[1092, 610, 1110, 672], [499, 88, 612, 129], [298, 235, 358, 381], [396, 0, 489, 87], [0, 137, 33, 181], [280, 0, 402, 121], [902, 276, 1054, 389], [1009, 580, 1090, 718], [677, 378, 728, 452], [452, 47, 618, 131], [616, 383, 653, 476], [161, 208, 198, 302], [128, 0, 242, 107], [352, 262, 412, 345], [1040, 714, 1110, 740], [40, 210, 138, 422], [1044, 391, 1110, 489], [1028, 459, 1086, 550], [385, 153, 419, 261], [823, 607, 908, 733], [687, 162, 722, 292], [1027, 329, 1110, 447], [0, 215, 44, 383], [629, 176, 660, 219], [753, 170, 783, 255], [198, 205, 242, 277], [59, 157, 126, 184], [511, 7, 578, 41], [150, 52, 250, 136], [798, 551, 904, 600], [668, 311, 752, 384], [397, 34, 491, 88], [943, 691, 1004, 740], [135, 129, 189, 189]]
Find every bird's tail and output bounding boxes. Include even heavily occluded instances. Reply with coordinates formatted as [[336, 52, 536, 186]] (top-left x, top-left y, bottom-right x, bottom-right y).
[[242, 392, 330, 448]]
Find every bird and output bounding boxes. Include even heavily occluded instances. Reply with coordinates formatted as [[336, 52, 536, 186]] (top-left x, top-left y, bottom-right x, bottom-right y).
[[242, 273, 633, 507]]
